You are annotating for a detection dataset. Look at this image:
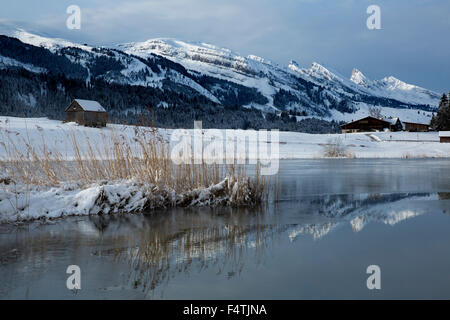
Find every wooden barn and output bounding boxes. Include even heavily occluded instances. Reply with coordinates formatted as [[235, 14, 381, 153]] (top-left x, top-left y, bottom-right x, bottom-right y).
[[341, 116, 392, 133], [65, 99, 108, 127], [439, 132, 450, 143], [403, 121, 430, 132], [386, 118, 404, 132]]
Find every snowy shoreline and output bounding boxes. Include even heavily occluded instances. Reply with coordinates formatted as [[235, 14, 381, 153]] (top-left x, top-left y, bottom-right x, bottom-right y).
[[1, 116, 450, 223], [0, 176, 261, 223]]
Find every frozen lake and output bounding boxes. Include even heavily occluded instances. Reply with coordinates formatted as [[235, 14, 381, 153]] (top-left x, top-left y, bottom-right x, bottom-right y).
[[1, 159, 450, 299]]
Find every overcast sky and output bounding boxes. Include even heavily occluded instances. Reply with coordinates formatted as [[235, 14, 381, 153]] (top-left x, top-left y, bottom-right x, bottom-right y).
[[1, 0, 449, 92]]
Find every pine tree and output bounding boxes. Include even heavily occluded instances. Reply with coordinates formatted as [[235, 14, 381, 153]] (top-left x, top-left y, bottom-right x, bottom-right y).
[[430, 113, 436, 128], [431, 93, 450, 130], [442, 93, 449, 106]]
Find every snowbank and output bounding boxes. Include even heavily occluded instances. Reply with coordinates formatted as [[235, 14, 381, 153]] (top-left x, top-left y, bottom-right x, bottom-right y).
[[0, 176, 257, 223]]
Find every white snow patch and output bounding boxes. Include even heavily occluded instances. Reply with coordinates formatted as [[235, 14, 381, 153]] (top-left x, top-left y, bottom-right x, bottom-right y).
[[0, 55, 47, 73]]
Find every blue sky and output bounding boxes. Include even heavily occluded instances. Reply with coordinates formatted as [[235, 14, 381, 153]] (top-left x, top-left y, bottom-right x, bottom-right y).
[[1, 0, 449, 92]]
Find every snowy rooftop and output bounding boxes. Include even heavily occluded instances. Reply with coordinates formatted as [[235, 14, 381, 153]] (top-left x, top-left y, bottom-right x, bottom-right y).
[[439, 131, 450, 137], [385, 117, 401, 125], [74, 99, 106, 112], [402, 120, 430, 125]]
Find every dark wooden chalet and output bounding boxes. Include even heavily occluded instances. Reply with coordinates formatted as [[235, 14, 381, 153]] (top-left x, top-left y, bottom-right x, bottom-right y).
[[439, 132, 450, 143], [65, 99, 108, 127], [403, 121, 430, 132], [386, 118, 404, 132], [341, 116, 392, 133]]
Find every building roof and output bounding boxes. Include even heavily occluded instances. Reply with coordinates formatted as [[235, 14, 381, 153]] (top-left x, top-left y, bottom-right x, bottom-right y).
[[439, 131, 450, 137], [340, 116, 390, 128], [73, 99, 106, 112], [385, 117, 406, 130], [402, 120, 430, 126], [385, 117, 401, 125]]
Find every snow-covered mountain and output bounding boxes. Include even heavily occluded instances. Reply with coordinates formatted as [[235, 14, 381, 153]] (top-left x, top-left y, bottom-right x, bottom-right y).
[[0, 26, 441, 124], [118, 38, 441, 123], [121, 38, 439, 104], [350, 68, 440, 106], [0, 28, 220, 102]]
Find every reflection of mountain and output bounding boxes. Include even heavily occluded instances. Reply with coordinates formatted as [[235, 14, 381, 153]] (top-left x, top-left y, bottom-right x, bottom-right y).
[[308, 193, 431, 218], [288, 222, 337, 241], [287, 193, 438, 241]]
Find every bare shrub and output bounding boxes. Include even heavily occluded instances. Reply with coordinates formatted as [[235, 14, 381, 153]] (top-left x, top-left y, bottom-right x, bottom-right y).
[[322, 137, 354, 158], [369, 106, 383, 119]]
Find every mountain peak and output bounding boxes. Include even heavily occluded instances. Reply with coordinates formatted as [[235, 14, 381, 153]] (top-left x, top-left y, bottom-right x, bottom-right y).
[[308, 62, 336, 80], [289, 60, 299, 67], [381, 76, 416, 91], [350, 68, 370, 87], [4, 28, 91, 52], [311, 61, 329, 72], [288, 60, 302, 73], [247, 54, 274, 66], [120, 38, 237, 59], [383, 75, 401, 82]]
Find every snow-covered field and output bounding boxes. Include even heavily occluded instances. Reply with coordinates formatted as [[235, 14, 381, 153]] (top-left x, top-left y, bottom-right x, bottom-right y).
[[1, 116, 449, 223], [1, 116, 449, 160]]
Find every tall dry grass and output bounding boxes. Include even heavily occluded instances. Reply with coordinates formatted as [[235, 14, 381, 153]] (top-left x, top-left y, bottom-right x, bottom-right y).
[[0, 124, 266, 207]]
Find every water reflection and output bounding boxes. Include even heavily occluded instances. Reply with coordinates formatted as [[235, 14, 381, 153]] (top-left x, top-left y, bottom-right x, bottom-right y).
[[287, 192, 442, 239], [0, 191, 449, 298], [87, 193, 450, 294], [92, 207, 284, 294]]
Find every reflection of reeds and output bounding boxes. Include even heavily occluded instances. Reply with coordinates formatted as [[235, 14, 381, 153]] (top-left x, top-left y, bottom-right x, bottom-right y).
[[0, 208, 282, 297], [0, 124, 267, 209], [106, 208, 280, 295]]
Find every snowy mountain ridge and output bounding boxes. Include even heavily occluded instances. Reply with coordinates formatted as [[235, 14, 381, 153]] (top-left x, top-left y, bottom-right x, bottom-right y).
[[0, 26, 441, 124], [122, 37, 440, 107], [349, 68, 440, 106]]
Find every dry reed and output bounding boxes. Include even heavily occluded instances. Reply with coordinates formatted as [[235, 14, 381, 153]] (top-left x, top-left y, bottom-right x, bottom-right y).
[[0, 124, 267, 210]]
